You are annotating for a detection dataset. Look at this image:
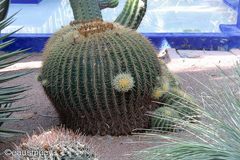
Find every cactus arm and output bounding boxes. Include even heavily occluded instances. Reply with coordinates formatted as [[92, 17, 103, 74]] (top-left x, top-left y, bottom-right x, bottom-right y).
[[97, 0, 119, 10], [114, 0, 147, 30], [69, 0, 102, 21]]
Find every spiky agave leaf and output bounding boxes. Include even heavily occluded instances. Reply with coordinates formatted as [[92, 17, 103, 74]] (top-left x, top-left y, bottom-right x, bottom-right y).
[[0, 12, 32, 140], [135, 64, 240, 160], [151, 107, 181, 132]]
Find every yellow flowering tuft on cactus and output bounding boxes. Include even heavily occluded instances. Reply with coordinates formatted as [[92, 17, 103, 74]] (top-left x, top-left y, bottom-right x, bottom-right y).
[[164, 109, 172, 115], [162, 83, 169, 92], [113, 73, 134, 92], [42, 79, 48, 86], [152, 87, 165, 99], [152, 79, 169, 99]]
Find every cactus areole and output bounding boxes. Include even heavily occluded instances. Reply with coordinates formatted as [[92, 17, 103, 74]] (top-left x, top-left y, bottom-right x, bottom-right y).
[[41, 0, 163, 135]]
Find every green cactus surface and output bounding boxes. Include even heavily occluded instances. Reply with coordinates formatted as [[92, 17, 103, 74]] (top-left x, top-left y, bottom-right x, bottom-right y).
[[152, 107, 180, 132], [69, 0, 147, 30], [97, 0, 119, 10], [12, 127, 98, 160], [41, 21, 162, 135], [69, 0, 102, 20]]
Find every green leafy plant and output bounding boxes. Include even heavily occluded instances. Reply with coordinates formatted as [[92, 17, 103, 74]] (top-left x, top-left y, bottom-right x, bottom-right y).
[[0, 12, 32, 141], [136, 65, 240, 159], [11, 127, 99, 160]]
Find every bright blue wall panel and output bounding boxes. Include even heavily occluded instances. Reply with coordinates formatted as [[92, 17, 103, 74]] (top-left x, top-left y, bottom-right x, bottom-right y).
[[11, 0, 43, 4], [2, 32, 240, 52]]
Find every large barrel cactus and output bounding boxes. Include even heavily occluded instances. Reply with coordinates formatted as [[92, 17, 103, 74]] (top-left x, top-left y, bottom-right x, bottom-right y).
[[40, 0, 188, 135]]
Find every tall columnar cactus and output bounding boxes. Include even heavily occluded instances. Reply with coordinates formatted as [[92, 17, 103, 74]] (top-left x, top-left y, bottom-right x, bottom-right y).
[[69, 0, 147, 30], [114, 0, 147, 30], [69, 0, 102, 20], [40, 0, 189, 135]]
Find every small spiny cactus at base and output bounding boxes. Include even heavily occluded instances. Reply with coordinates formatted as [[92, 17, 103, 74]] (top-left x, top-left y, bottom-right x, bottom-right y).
[[11, 127, 99, 160]]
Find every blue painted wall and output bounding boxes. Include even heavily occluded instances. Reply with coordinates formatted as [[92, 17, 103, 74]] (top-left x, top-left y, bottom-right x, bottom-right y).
[[11, 0, 43, 4], [2, 0, 240, 52], [222, 0, 239, 11], [1, 33, 50, 52], [2, 32, 240, 52]]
